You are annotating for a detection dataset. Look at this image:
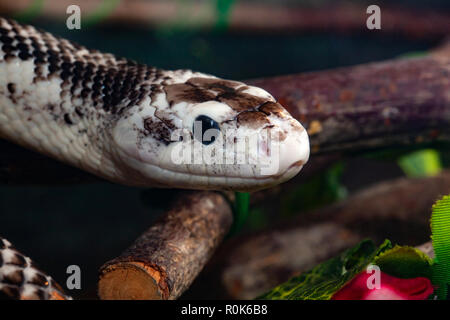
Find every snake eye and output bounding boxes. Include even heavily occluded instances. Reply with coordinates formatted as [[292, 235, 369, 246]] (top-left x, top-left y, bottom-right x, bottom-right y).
[[193, 115, 220, 145]]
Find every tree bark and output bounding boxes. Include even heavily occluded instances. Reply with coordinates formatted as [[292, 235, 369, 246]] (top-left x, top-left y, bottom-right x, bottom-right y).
[[248, 42, 450, 155], [98, 191, 233, 300]]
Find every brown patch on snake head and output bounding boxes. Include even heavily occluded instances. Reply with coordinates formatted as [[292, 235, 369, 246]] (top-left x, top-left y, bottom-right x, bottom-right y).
[[236, 111, 270, 129], [163, 77, 269, 112], [164, 83, 216, 105], [258, 101, 286, 117], [186, 77, 242, 92], [218, 88, 267, 111]]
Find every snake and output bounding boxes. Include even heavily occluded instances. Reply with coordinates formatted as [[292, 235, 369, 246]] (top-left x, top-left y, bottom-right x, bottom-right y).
[[0, 16, 310, 300], [0, 16, 309, 192]]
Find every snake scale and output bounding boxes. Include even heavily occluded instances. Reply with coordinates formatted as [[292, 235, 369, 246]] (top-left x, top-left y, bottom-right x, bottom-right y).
[[0, 237, 70, 300], [0, 17, 309, 299]]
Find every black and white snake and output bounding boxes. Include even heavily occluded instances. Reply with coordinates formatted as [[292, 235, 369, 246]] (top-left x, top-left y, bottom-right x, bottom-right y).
[[0, 16, 311, 300], [0, 17, 309, 192]]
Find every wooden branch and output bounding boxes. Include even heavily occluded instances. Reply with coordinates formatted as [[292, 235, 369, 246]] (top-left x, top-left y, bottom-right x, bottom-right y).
[[0, 1, 448, 39], [248, 43, 450, 155], [186, 171, 450, 299], [0, 237, 71, 300], [98, 191, 233, 300]]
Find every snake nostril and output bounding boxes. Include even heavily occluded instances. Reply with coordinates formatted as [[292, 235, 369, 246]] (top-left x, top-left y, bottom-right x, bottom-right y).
[[193, 115, 220, 145]]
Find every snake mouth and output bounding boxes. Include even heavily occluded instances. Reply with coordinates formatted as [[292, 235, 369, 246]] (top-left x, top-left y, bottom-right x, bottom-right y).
[[112, 125, 309, 190], [288, 160, 306, 169], [151, 163, 305, 191], [116, 143, 307, 191]]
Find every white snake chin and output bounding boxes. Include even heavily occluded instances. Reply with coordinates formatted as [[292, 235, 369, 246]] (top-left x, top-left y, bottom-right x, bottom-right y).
[[0, 17, 310, 192]]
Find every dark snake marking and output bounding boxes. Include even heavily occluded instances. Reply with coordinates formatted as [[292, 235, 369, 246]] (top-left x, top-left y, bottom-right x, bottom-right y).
[[165, 77, 269, 112], [164, 77, 291, 130], [0, 17, 165, 123]]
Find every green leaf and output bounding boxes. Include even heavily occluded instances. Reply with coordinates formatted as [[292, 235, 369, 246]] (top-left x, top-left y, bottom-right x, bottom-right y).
[[257, 239, 392, 300], [431, 195, 450, 299], [374, 245, 433, 279], [397, 149, 442, 178]]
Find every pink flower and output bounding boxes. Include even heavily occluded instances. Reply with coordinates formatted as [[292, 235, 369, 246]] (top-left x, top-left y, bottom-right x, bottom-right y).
[[331, 271, 434, 300]]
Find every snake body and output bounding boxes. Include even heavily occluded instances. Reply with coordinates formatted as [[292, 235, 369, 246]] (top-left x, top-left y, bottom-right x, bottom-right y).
[[0, 237, 70, 300], [0, 17, 309, 191]]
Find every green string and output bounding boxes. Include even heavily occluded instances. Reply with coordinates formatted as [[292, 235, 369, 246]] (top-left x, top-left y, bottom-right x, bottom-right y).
[[228, 192, 250, 236], [431, 195, 450, 299]]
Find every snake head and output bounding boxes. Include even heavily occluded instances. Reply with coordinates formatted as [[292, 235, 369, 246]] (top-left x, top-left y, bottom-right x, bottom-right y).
[[112, 72, 309, 191]]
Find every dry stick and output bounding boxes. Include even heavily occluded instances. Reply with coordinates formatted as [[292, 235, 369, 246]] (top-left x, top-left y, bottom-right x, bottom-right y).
[[98, 191, 233, 300], [0, 1, 449, 38], [189, 171, 450, 299], [0, 237, 71, 300], [248, 43, 450, 155]]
